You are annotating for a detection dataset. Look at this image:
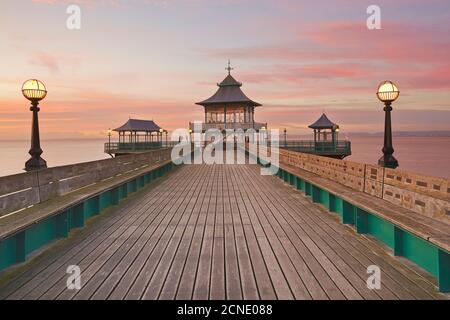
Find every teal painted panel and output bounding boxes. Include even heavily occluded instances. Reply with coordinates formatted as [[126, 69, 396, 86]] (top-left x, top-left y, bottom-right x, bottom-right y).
[[329, 193, 336, 212], [0, 236, 18, 270], [85, 197, 99, 218], [127, 180, 137, 193], [138, 176, 145, 188], [69, 204, 85, 229], [335, 197, 344, 217], [55, 212, 69, 238], [289, 174, 296, 186], [342, 201, 355, 224], [312, 185, 321, 203], [296, 177, 303, 191], [25, 218, 57, 255], [402, 231, 439, 277], [120, 184, 128, 199], [438, 250, 450, 292], [355, 208, 369, 234], [110, 188, 119, 205], [367, 214, 395, 249], [305, 182, 312, 196], [100, 192, 111, 210], [320, 189, 329, 207]]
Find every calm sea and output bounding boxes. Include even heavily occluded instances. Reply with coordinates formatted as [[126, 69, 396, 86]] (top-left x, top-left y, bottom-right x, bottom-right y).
[[0, 137, 449, 179]]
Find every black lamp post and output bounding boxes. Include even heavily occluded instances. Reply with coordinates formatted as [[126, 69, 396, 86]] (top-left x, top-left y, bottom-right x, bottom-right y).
[[283, 128, 287, 147], [22, 79, 47, 172], [377, 81, 400, 169], [108, 128, 112, 145]]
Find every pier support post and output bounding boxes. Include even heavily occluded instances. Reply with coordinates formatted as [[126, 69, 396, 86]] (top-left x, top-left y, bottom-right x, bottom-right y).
[[342, 201, 355, 225], [355, 209, 368, 234], [305, 182, 312, 197], [70, 203, 86, 228], [394, 227, 404, 256], [111, 188, 119, 205], [312, 185, 321, 203], [438, 250, 450, 292], [329, 193, 336, 212], [55, 211, 69, 238]]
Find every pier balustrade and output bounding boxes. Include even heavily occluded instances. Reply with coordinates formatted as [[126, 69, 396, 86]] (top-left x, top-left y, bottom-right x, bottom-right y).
[[249, 144, 450, 292]]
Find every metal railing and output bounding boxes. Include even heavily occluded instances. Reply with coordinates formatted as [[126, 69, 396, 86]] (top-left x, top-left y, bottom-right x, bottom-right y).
[[104, 141, 178, 153], [277, 140, 351, 156], [189, 122, 267, 131]]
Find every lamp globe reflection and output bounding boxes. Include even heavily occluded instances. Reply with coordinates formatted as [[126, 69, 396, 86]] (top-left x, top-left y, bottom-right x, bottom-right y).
[[377, 80, 399, 169], [22, 79, 47, 172]]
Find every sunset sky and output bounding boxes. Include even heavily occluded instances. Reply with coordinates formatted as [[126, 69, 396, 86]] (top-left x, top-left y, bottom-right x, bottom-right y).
[[1, 0, 449, 140]]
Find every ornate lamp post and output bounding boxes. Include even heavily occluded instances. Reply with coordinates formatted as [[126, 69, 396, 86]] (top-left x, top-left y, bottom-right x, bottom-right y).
[[22, 79, 47, 171], [283, 128, 287, 147], [108, 128, 112, 150], [377, 81, 400, 169]]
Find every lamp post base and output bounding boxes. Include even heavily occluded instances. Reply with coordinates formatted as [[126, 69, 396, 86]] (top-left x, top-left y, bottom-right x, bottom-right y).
[[25, 157, 47, 172], [378, 154, 398, 169]]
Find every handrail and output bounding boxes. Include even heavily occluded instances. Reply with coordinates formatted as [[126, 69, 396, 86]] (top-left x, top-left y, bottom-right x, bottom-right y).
[[0, 148, 172, 217]]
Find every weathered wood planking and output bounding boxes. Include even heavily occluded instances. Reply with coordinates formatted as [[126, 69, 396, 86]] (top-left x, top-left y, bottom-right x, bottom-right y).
[[0, 163, 448, 300]]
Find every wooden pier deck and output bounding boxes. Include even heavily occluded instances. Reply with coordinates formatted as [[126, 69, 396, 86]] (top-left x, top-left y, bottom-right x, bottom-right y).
[[0, 164, 447, 300]]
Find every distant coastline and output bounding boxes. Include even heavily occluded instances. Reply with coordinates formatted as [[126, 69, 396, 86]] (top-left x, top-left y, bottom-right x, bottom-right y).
[[1, 130, 449, 142]]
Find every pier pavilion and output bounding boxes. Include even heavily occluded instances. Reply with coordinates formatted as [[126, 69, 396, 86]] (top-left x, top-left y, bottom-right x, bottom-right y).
[[190, 62, 267, 133], [105, 119, 169, 156], [281, 113, 351, 159]]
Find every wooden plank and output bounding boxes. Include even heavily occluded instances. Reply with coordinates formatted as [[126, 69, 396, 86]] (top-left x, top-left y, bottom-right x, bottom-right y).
[[117, 165, 207, 300], [70, 168, 193, 300], [226, 166, 259, 300], [261, 166, 445, 300], [2, 157, 447, 300], [143, 165, 211, 299], [223, 166, 243, 300], [37, 168, 189, 300], [209, 166, 226, 300], [3, 169, 181, 300], [175, 166, 214, 300]]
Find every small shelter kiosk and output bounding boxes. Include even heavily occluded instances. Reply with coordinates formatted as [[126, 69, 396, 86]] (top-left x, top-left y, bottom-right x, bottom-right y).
[[114, 119, 162, 144], [281, 113, 351, 159], [105, 119, 166, 156], [308, 113, 340, 144]]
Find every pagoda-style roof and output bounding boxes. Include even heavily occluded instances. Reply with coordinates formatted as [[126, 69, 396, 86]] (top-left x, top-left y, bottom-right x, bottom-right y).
[[196, 73, 262, 107], [308, 113, 338, 130], [114, 119, 161, 132]]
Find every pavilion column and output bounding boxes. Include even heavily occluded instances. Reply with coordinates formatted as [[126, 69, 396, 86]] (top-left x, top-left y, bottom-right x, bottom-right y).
[[252, 107, 255, 127], [224, 106, 227, 128]]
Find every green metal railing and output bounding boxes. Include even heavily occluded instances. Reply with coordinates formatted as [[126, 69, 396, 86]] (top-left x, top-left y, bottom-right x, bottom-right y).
[[277, 140, 351, 156], [105, 142, 178, 153]]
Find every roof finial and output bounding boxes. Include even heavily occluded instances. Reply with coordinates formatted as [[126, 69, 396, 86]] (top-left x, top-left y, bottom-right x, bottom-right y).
[[226, 59, 234, 75]]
